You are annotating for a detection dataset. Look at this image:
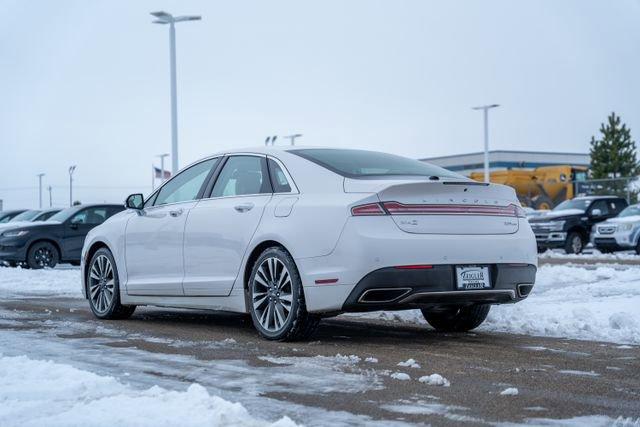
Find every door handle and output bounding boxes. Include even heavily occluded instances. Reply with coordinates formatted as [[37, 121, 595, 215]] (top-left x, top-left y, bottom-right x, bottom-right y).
[[234, 203, 254, 213], [169, 209, 183, 217]]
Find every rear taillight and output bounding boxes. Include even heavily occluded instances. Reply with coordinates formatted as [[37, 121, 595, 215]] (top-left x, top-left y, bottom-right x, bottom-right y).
[[513, 204, 527, 218], [351, 203, 387, 216], [351, 202, 526, 217], [382, 202, 524, 217]]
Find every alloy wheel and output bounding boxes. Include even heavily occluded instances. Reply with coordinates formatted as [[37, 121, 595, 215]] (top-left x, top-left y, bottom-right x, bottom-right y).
[[89, 254, 115, 314], [34, 247, 54, 268], [252, 257, 293, 332], [571, 235, 582, 253]]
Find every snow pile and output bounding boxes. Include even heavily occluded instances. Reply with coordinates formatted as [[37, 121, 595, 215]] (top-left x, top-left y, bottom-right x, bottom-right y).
[[499, 387, 519, 396], [539, 249, 640, 261], [350, 264, 640, 345], [418, 374, 450, 387], [483, 264, 640, 345], [390, 372, 411, 381], [0, 354, 297, 427], [0, 266, 80, 298], [397, 358, 420, 368]]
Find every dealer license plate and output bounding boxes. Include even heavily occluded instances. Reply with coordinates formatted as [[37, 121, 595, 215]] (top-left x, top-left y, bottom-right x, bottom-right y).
[[456, 266, 491, 290]]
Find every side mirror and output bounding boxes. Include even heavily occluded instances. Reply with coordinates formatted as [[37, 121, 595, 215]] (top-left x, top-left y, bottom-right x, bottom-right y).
[[591, 208, 602, 217], [125, 193, 144, 210]]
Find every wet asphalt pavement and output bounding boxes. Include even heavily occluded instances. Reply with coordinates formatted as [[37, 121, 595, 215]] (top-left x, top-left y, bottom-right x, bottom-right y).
[[1, 295, 638, 426]]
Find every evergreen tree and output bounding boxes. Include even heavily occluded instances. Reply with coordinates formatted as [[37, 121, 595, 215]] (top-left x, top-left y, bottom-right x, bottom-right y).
[[589, 112, 639, 179]]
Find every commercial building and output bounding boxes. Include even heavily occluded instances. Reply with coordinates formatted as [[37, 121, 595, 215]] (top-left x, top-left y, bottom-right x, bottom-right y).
[[422, 150, 590, 176]]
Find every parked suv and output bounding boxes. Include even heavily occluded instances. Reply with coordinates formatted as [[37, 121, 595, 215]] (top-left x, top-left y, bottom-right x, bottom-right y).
[[0, 204, 124, 268], [529, 196, 627, 254], [592, 204, 640, 254]]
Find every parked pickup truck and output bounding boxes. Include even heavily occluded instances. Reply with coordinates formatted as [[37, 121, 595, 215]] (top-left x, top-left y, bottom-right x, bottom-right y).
[[528, 196, 628, 254]]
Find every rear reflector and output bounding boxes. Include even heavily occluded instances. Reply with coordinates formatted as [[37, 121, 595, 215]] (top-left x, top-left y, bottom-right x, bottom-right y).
[[351, 203, 386, 216], [395, 264, 433, 270], [315, 278, 339, 284]]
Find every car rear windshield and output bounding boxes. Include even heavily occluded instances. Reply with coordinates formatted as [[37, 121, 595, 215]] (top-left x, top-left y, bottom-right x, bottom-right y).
[[291, 149, 463, 179]]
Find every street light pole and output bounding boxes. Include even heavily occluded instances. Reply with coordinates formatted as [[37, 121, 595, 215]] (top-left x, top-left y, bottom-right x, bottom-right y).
[[48, 186, 52, 207], [472, 104, 500, 183], [283, 134, 303, 146], [151, 11, 201, 175], [68, 165, 76, 207], [37, 173, 45, 208]]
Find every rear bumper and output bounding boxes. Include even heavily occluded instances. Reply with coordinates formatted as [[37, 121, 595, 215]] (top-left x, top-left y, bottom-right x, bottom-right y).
[[592, 237, 634, 252], [341, 264, 536, 312], [297, 216, 538, 313]]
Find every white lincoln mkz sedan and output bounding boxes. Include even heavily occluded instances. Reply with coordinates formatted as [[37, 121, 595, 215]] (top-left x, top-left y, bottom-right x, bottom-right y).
[[81, 147, 537, 340]]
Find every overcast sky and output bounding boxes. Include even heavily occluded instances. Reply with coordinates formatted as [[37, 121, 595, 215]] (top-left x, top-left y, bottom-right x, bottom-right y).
[[1, 0, 640, 209]]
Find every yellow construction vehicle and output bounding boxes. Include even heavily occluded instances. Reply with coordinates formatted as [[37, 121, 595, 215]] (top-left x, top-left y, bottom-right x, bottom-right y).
[[469, 166, 588, 210]]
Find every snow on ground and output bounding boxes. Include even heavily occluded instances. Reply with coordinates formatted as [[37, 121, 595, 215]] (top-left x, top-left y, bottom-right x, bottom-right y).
[[2, 262, 640, 345], [349, 264, 640, 345], [0, 266, 80, 297], [418, 374, 450, 387], [539, 248, 640, 261], [0, 353, 296, 427]]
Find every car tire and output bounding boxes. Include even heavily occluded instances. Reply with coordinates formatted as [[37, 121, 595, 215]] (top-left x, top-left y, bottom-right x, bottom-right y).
[[248, 246, 319, 341], [87, 248, 136, 320], [564, 232, 583, 254], [421, 304, 490, 332], [635, 241, 640, 255], [27, 241, 60, 269], [532, 195, 553, 211]]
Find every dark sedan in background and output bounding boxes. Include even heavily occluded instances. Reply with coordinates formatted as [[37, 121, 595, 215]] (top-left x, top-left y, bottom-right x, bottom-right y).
[[0, 208, 62, 225], [0, 204, 124, 268]]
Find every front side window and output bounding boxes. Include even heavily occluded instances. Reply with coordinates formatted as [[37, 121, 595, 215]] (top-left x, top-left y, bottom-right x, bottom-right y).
[[553, 199, 591, 212], [70, 207, 109, 225], [211, 156, 271, 197], [291, 149, 463, 179], [590, 200, 610, 216], [268, 159, 292, 193], [154, 158, 218, 206]]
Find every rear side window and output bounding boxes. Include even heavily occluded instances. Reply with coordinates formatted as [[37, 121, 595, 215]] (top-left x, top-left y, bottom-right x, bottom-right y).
[[268, 159, 292, 193], [211, 156, 271, 197], [70, 207, 108, 225], [107, 207, 125, 218], [291, 149, 462, 179]]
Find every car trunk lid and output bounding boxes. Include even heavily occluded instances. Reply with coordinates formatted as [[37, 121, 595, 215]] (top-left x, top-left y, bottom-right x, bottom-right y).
[[346, 178, 521, 235]]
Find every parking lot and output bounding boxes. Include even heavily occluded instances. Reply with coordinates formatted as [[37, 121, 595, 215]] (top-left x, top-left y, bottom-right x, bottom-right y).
[[1, 254, 639, 426]]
